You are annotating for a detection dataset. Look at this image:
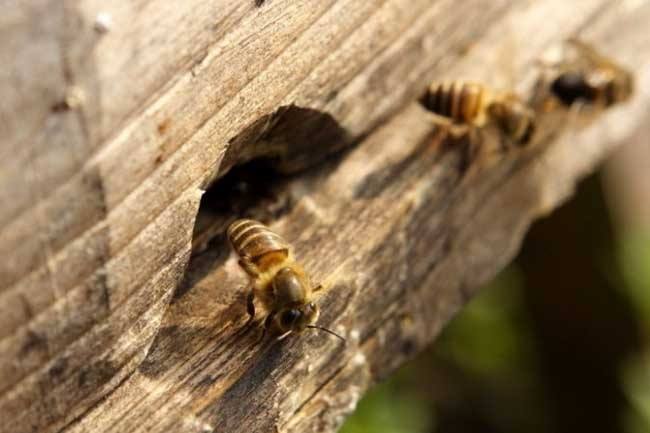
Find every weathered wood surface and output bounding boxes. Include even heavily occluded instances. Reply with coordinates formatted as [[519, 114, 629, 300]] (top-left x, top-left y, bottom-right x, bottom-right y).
[[1, 1, 649, 432]]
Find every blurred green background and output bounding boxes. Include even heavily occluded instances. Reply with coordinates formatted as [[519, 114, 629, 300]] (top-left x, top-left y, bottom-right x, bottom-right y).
[[340, 167, 650, 433]]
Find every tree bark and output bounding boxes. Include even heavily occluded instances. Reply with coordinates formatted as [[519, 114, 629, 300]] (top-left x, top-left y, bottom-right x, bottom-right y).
[[1, 1, 649, 432]]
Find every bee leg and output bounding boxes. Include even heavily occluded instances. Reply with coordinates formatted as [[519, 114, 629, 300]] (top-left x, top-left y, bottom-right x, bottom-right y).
[[449, 124, 472, 141], [246, 290, 256, 323], [264, 311, 276, 332], [564, 100, 586, 133], [429, 115, 456, 135], [313, 283, 323, 293], [239, 254, 259, 277], [257, 311, 277, 344]]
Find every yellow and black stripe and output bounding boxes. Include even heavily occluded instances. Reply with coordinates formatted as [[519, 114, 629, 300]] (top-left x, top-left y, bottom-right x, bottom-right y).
[[227, 219, 290, 266], [423, 81, 487, 124]]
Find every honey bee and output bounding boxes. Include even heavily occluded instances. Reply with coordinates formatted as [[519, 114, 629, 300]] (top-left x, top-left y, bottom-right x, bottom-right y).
[[537, 39, 633, 110], [227, 218, 345, 342], [422, 81, 536, 145]]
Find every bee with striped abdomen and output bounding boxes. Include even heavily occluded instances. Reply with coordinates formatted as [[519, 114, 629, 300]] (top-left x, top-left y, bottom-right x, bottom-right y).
[[422, 81, 536, 146], [536, 39, 633, 110], [227, 218, 345, 342]]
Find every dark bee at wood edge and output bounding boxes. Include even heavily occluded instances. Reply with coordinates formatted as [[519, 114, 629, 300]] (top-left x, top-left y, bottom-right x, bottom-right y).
[[550, 69, 633, 108], [227, 219, 346, 342], [546, 39, 634, 109]]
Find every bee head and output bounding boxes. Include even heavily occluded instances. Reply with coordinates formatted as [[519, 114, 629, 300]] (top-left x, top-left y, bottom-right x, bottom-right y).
[[488, 96, 536, 146], [276, 302, 319, 333], [272, 268, 346, 342]]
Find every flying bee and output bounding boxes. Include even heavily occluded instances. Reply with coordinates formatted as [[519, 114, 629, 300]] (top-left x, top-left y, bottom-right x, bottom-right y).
[[422, 81, 536, 146], [536, 39, 633, 110], [227, 218, 345, 342]]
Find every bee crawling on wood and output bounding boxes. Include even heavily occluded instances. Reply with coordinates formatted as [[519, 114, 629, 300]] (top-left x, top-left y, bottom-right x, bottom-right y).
[[534, 38, 634, 111], [227, 218, 345, 342], [422, 80, 536, 146]]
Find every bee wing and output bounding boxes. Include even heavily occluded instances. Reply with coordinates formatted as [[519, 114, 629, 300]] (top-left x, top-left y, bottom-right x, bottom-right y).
[[566, 38, 624, 73]]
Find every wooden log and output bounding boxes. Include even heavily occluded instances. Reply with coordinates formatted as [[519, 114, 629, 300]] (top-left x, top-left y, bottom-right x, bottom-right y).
[[0, 1, 648, 432]]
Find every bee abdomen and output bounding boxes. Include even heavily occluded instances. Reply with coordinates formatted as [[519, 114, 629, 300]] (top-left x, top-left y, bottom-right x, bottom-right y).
[[423, 81, 487, 124], [227, 219, 290, 264]]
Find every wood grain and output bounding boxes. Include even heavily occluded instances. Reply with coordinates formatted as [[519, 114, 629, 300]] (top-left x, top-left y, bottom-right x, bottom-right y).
[[1, 0, 648, 432]]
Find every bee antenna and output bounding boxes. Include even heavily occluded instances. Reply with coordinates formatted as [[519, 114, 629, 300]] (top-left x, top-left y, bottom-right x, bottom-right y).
[[276, 330, 292, 341], [307, 325, 347, 343]]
